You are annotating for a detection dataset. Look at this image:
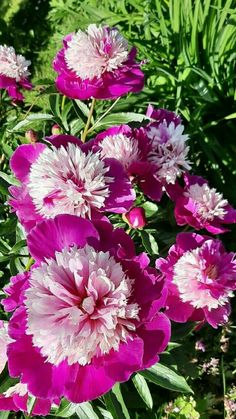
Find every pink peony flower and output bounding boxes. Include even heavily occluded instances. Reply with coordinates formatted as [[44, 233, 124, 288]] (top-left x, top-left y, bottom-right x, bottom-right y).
[[0, 383, 57, 415], [0, 321, 12, 374], [91, 124, 153, 190], [0, 45, 32, 101], [167, 174, 236, 234], [9, 135, 135, 231], [5, 215, 170, 403], [146, 104, 182, 127], [156, 232, 236, 328], [123, 207, 146, 229], [53, 24, 144, 100]]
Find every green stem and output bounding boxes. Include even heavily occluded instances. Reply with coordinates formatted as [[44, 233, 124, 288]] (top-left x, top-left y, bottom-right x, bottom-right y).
[[25, 257, 34, 271], [61, 95, 66, 112], [221, 355, 226, 419], [81, 98, 96, 142], [87, 97, 120, 135], [25, 396, 37, 419]]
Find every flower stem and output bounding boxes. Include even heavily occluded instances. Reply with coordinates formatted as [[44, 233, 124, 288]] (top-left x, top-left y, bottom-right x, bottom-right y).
[[61, 95, 66, 112], [87, 96, 120, 135], [81, 98, 96, 142], [221, 355, 226, 418], [25, 257, 34, 271]]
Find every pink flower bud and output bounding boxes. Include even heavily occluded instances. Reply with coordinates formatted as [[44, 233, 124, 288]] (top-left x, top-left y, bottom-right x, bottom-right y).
[[51, 124, 62, 135], [25, 129, 38, 143], [123, 207, 146, 229]]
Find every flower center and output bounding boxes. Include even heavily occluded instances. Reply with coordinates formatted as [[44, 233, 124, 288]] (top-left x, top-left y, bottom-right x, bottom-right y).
[[25, 245, 139, 366], [147, 122, 191, 184], [0, 45, 30, 82], [65, 24, 129, 80], [100, 133, 140, 171], [28, 144, 113, 219], [173, 244, 233, 310], [184, 183, 228, 221]]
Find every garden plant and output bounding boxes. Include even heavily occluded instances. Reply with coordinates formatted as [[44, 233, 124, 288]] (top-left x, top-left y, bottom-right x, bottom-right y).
[[0, 1, 236, 418]]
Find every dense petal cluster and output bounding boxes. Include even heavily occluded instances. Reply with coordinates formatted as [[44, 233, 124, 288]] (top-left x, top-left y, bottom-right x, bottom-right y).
[[5, 215, 170, 403], [0, 45, 32, 101], [0, 383, 56, 415], [9, 135, 135, 231], [53, 24, 144, 100], [156, 233, 236, 328], [168, 174, 236, 234]]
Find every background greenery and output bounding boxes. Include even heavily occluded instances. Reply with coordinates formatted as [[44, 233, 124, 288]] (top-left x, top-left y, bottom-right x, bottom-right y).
[[0, 0, 236, 417]]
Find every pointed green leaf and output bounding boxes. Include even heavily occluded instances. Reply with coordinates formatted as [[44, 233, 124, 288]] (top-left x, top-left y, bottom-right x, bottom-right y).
[[140, 363, 193, 393]]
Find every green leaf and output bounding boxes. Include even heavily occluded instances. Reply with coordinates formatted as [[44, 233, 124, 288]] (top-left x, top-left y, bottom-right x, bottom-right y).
[[0, 172, 19, 186], [93, 112, 148, 131], [76, 402, 99, 419], [97, 407, 113, 419], [132, 373, 153, 409], [140, 230, 159, 255], [11, 113, 54, 132], [141, 202, 159, 218], [104, 383, 130, 419], [140, 363, 193, 394], [54, 399, 77, 417], [11, 240, 27, 254]]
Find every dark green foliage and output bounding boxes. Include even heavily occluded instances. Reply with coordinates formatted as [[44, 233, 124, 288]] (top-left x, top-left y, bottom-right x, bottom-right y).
[[0, 1, 236, 418]]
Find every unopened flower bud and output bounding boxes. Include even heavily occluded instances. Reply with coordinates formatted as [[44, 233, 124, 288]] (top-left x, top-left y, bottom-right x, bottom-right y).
[[51, 124, 62, 135], [25, 129, 38, 143], [123, 207, 146, 229]]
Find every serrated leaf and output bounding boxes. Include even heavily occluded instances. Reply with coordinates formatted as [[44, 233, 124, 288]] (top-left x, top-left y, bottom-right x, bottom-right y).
[[132, 374, 153, 409], [140, 363, 193, 394], [140, 230, 159, 255]]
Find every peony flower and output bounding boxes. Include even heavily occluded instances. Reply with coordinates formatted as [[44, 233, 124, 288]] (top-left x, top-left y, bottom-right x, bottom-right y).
[[53, 24, 144, 100], [91, 124, 153, 190], [0, 383, 57, 415], [9, 135, 135, 231], [156, 232, 236, 328], [167, 174, 236, 234], [146, 120, 191, 185], [123, 207, 146, 229], [146, 104, 182, 127], [5, 214, 170, 403], [0, 321, 12, 374], [0, 45, 32, 101]]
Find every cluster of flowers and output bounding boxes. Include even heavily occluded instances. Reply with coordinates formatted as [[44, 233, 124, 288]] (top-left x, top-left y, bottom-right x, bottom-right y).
[[1, 24, 236, 415]]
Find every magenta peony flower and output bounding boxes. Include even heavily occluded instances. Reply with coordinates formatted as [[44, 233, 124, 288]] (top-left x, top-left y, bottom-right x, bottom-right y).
[[0, 321, 12, 374], [146, 104, 182, 127], [0, 383, 57, 415], [91, 124, 151, 177], [5, 215, 170, 403], [9, 135, 135, 231], [0, 45, 32, 101], [123, 207, 146, 229], [53, 24, 144, 100], [167, 174, 236, 234], [133, 105, 190, 202], [156, 232, 236, 328]]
